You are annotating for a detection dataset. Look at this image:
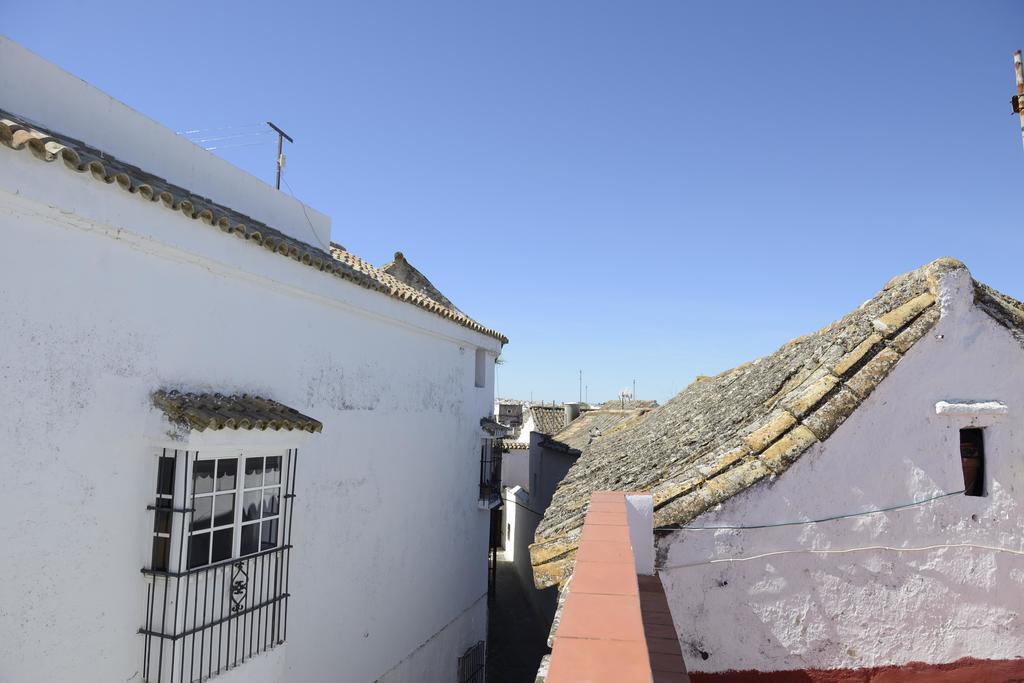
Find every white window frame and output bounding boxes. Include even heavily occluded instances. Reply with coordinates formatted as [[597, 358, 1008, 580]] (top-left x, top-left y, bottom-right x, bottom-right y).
[[186, 449, 287, 570]]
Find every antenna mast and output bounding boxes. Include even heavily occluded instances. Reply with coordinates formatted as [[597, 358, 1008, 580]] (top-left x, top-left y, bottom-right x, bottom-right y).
[[267, 121, 294, 189], [1013, 51, 1024, 149]]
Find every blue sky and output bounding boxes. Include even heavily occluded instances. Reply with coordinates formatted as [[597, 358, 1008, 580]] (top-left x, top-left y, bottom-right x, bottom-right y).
[[9, 2, 1023, 404]]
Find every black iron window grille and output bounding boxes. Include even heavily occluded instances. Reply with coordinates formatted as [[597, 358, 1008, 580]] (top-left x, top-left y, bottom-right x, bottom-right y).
[[478, 439, 502, 507], [457, 640, 486, 683], [140, 448, 299, 683]]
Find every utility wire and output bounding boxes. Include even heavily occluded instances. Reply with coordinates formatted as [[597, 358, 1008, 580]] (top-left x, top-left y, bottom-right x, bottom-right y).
[[205, 139, 276, 151], [177, 122, 266, 136], [656, 542, 1024, 571], [192, 130, 275, 144], [281, 177, 335, 253], [654, 489, 966, 532], [508, 497, 545, 518]]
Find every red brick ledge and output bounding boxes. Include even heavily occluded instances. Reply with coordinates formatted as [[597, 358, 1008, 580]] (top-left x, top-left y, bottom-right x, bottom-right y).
[[688, 657, 1024, 683], [545, 491, 690, 683]]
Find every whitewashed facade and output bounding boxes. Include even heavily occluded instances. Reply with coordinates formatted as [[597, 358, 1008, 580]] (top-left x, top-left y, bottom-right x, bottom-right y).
[[0, 38, 503, 683], [658, 268, 1024, 676]]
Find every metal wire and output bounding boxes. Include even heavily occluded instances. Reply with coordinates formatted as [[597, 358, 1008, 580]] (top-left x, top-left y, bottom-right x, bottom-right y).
[[656, 542, 1024, 571], [654, 489, 967, 532], [205, 139, 276, 151]]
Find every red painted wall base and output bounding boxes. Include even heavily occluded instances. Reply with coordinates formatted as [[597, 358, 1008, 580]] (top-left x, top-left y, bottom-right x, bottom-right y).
[[689, 657, 1024, 683]]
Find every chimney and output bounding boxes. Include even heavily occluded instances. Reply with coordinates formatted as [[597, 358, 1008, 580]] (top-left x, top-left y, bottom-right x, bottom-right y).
[[564, 402, 581, 428]]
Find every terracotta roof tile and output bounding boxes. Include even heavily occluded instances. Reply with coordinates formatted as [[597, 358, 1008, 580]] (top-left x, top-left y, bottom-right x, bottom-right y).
[[529, 405, 568, 435], [542, 408, 652, 454], [153, 390, 322, 433]]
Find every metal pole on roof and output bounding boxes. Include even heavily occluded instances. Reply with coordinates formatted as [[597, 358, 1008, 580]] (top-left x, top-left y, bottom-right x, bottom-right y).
[[267, 121, 294, 190], [1013, 51, 1024, 149], [578, 370, 582, 403]]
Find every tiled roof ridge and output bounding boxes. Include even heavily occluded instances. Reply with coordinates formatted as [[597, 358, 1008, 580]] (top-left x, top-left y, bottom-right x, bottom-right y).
[[0, 112, 507, 344], [153, 389, 323, 433], [529, 258, 1003, 589], [380, 250, 462, 314], [530, 404, 570, 436]]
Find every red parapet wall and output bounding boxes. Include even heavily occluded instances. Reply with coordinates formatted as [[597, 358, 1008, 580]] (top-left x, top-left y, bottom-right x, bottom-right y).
[[689, 657, 1024, 683], [546, 491, 689, 683]]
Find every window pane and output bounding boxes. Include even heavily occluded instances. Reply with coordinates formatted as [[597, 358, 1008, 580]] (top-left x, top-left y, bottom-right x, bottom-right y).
[[261, 519, 279, 551], [240, 523, 260, 556], [154, 510, 172, 535], [212, 528, 233, 563], [264, 456, 282, 486], [193, 460, 215, 495], [189, 533, 210, 569], [157, 456, 176, 496], [242, 491, 262, 522], [244, 457, 264, 488], [263, 488, 280, 518], [216, 458, 237, 492], [192, 496, 212, 531], [151, 537, 170, 572], [213, 494, 235, 527]]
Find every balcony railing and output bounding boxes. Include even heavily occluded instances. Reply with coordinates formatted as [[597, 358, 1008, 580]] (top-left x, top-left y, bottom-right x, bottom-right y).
[[141, 546, 292, 683]]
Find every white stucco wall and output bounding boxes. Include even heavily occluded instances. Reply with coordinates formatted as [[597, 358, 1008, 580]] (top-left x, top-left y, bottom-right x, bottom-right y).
[[659, 270, 1024, 674], [502, 449, 531, 492], [0, 98, 501, 683]]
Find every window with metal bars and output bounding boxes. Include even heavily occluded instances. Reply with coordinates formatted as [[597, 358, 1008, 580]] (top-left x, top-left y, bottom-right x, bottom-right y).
[[479, 439, 502, 508], [140, 448, 299, 683], [457, 640, 485, 683], [151, 454, 176, 571]]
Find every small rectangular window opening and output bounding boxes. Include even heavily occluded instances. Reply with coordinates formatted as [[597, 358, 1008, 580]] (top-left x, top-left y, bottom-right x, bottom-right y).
[[960, 428, 985, 497], [474, 348, 486, 388]]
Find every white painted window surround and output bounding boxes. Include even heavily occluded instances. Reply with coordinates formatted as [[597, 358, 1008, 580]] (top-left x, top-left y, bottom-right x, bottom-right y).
[[934, 400, 1009, 418]]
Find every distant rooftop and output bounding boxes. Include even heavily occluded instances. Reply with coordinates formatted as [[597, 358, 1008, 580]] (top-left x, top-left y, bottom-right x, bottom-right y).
[[542, 408, 651, 455]]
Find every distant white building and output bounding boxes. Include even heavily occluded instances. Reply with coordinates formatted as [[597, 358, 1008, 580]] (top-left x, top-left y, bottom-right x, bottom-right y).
[[0, 38, 505, 683], [503, 406, 650, 622], [533, 259, 1024, 680]]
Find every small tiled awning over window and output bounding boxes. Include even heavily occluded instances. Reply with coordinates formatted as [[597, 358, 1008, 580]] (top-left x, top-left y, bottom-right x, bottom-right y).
[[153, 390, 323, 433]]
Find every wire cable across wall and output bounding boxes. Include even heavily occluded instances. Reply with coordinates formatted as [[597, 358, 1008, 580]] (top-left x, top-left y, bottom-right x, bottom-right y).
[[653, 489, 966, 532], [656, 542, 1024, 571]]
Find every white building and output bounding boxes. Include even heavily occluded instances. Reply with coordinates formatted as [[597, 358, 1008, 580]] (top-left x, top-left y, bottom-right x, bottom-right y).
[[533, 258, 1024, 680], [0, 38, 505, 683], [503, 407, 650, 623]]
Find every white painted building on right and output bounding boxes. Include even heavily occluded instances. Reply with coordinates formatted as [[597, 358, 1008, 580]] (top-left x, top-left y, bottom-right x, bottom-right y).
[[532, 258, 1024, 681]]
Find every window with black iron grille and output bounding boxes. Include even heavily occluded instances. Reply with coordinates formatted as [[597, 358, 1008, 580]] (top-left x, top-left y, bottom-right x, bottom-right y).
[[140, 448, 299, 683], [479, 439, 501, 507], [960, 428, 985, 497], [457, 640, 485, 683]]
